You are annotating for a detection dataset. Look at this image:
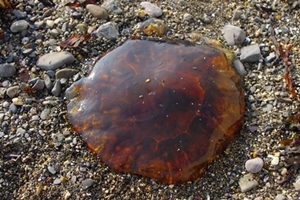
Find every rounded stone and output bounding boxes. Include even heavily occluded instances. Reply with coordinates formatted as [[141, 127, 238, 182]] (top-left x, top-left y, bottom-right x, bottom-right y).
[[245, 157, 264, 173]]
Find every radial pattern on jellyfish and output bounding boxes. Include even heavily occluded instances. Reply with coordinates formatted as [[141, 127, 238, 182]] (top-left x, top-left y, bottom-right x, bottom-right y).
[[66, 39, 245, 184]]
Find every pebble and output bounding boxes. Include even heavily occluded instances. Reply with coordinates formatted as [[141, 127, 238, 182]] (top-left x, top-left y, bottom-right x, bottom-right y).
[[36, 52, 75, 70], [232, 9, 243, 21], [10, 20, 29, 33], [101, 0, 123, 14], [12, 9, 27, 19], [95, 22, 120, 40], [275, 194, 286, 200], [51, 81, 62, 97], [12, 98, 24, 106], [239, 173, 259, 192], [262, 104, 273, 112], [0, 63, 16, 78], [43, 74, 53, 90], [182, 13, 193, 22], [245, 157, 264, 173], [222, 25, 246, 46], [55, 69, 78, 80], [6, 86, 20, 98], [53, 178, 61, 185], [82, 179, 94, 189], [31, 79, 45, 90], [40, 108, 50, 120], [140, 2, 162, 17], [86, 4, 108, 20], [295, 178, 300, 191], [240, 44, 261, 62], [233, 59, 247, 77], [9, 103, 17, 114]]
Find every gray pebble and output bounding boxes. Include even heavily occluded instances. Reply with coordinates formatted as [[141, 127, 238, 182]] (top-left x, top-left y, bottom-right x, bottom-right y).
[[10, 20, 29, 33], [264, 52, 276, 63], [140, 2, 162, 17], [245, 157, 264, 173], [32, 79, 45, 90], [95, 22, 119, 40], [82, 179, 94, 189], [232, 9, 243, 21], [239, 173, 259, 192], [262, 104, 273, 112], [233, 59, 247, 77], [55, 68, 78, 80], [34, 21, 44, 29], [9, 103, 18, 114], [294, 178, 300, 191], [51, 80, 61, 97], [182, 13, 193, 22], [0, 63, 16, 78], [222, 25, 246, 46], [6, 86, 20, 98], [43, 74, 53, 90], [36, 51, 75, 70], [12, 9, 27, 19], [101, 0, 122, 14], [48, 165, 57, 174], [240, 44, 261, 62], [53, 178, 61, 185], [86, 4, 108, 20], [2, 101, 10, 108], [40, 108, 50, 120], [275, 194, 286, 200], [0, 88, 6, 98]]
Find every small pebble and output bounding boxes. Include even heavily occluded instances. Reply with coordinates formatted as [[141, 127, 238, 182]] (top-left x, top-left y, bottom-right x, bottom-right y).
[[240, 44, 261, 62], [101, 0, 122, 14], [245, 157, 264, 173], [222, 25, 246, 45], [55, 68, 78, 79], [95, 22, 120, 40], [82, 179, 94, 189], [140, 2, 162, 17], [6, 86, 20, 98], [37, 52, 75, 70], [86, 4, 108, 20], [275, 194, 286, 200], [294, 178, 300, 191], [10, 20, 29, 33], [233, 59, 247, 76], [239, 173, 259, 192], [0, 64, 16, 78], [51, 81, 62, 97]]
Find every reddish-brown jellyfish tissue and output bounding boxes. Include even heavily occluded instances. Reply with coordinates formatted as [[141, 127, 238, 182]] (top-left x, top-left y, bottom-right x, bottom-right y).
[[66, 39, 245, 184]]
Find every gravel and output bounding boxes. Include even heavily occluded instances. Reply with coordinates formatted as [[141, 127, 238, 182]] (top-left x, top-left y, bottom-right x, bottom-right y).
[[1, 0, 300, 199]]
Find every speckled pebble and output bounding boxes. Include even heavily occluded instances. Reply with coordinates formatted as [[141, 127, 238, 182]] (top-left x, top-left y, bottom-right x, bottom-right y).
[[239, 173, 259, 192], [12, 98, 24, 106]]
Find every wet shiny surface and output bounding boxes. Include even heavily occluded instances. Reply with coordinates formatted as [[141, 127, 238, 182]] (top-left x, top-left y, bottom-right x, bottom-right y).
[[66, 39, 245, 184]]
